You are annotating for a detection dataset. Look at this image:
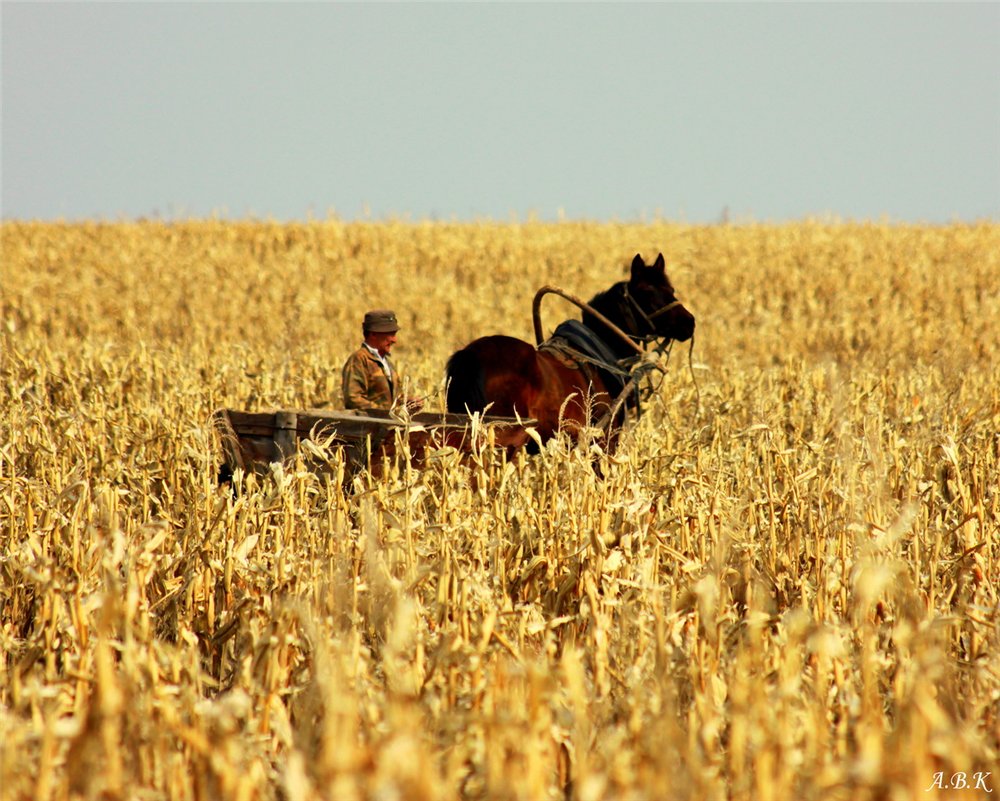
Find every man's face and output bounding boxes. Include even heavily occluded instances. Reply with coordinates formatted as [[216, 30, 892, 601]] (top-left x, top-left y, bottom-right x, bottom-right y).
[[366, 330, 397, 356]]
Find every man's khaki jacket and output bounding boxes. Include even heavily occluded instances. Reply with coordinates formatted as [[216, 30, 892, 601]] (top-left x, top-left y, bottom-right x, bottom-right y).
[[342, 345, 396, 410]]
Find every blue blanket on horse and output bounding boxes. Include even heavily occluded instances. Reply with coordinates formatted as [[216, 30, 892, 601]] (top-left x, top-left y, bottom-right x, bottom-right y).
[[544, 319, 630, 398]]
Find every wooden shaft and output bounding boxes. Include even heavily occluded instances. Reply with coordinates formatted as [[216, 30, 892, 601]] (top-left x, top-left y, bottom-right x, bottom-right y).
[[531, 285, 644, 356]]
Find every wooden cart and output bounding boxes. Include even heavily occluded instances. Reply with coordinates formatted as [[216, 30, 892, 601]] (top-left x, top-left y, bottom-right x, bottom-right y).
[[212, 407, 531, 479]]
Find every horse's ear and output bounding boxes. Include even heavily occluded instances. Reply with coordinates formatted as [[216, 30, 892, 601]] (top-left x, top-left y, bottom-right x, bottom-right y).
[[653, 253, 665, 273], [630, 253, 645, 280]]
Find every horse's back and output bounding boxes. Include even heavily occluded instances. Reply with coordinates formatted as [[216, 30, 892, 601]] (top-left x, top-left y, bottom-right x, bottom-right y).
[[446, 335, 540, 416]]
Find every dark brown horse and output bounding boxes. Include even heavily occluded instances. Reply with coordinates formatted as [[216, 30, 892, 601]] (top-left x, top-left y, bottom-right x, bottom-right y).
[[445, 254, 695, 451]]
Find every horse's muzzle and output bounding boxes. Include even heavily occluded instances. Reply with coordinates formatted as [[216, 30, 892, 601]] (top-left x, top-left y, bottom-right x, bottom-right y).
[[667, 308, 695, 342]]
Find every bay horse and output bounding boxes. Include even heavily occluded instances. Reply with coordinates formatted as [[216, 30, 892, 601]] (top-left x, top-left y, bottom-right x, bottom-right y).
[[445, 254, 695, 452]]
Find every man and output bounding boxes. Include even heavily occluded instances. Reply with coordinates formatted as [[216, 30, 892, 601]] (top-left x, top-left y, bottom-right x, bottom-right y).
[[342, 309, 422, 412]]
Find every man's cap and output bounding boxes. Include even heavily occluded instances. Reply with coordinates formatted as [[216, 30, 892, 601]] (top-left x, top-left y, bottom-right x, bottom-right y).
[[363, 309, 399, 333]]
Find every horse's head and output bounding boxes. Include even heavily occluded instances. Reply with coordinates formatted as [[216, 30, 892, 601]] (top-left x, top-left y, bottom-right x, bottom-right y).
[[625, 253, 695, 343], [582, 253, 695, 360]]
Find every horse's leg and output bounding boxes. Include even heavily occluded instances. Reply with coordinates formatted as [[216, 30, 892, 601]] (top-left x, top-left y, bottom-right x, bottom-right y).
[[501, 425, 540, 456]]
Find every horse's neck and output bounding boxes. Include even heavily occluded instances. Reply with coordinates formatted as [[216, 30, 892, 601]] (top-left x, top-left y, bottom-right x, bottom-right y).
[[582, 283, 639, 361]]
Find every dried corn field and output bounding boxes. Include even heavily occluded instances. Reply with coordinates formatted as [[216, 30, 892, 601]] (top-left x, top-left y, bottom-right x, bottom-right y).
[[2, 219, 999, 801]]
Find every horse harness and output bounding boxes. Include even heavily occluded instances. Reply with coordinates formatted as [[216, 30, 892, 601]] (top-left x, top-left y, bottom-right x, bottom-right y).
[[620, 284, 685, 342], [529, 282, 684, 432], [539, 320, 649, 417]]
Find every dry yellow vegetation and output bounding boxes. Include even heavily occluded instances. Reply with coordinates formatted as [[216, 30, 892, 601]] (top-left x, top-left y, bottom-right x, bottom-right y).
[[2, 219, 998, 801]]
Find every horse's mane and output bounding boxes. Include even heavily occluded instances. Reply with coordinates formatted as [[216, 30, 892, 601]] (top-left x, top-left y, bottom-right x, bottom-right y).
[[582, 282, 642, 361]]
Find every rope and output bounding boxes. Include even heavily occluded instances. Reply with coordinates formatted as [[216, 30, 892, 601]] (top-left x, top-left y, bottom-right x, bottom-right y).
[[538, 338, 633, 382], [687, 333, 702, 412]]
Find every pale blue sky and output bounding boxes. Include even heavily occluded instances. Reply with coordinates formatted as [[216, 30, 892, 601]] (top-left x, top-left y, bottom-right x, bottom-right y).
[[2, 2, 998, 223]]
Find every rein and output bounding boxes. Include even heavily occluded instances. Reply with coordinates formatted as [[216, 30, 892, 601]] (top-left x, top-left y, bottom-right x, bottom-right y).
[[593, 333, 699, 434]]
